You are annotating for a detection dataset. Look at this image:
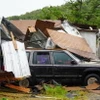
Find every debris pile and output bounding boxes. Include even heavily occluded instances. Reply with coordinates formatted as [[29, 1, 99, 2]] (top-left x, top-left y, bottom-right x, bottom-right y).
[[0, 17, 100, 94], [0, 17, 31, 90]]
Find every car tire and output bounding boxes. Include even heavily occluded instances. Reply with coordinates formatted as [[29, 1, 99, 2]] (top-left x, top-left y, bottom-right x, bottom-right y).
[[84, 74, 100, 85], [28, 75, 37, 86], [19, 78, 30, 88]]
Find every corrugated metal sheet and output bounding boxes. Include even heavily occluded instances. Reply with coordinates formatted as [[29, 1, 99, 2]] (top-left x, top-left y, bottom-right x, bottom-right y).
[[47, 29, 95, 59], [1, 40, 31, 78]]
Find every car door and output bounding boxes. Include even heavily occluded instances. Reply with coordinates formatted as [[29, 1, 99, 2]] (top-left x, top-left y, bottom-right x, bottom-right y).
[[30, 51, 53, 79], [52, 51, 79, 82]]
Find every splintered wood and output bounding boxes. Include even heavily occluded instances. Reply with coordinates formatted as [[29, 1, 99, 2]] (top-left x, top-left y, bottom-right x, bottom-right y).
[[5, 84, 31, 93], [0, 71, 16, 82]]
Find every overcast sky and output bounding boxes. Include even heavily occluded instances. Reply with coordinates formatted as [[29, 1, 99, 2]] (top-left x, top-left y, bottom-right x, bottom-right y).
[[0, 0, 69, 18]]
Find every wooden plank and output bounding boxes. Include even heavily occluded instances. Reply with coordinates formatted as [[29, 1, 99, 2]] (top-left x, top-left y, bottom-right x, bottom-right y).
[[88, 90, 100, 94], [86, 83, 100, 90], [10, 31, 18, 50], [5, 84, 31, 93], [0, 71, 16, 82]]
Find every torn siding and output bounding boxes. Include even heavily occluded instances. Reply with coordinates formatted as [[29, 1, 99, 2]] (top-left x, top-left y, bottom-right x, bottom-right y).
[[1, 40, 31, 78], [80, 31, 96, 54], [61, 21, 81, 37], [47, 29, 95, 59]]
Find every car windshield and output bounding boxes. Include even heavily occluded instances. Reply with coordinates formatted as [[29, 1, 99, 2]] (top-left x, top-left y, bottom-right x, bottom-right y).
[[64, 50, 81, 63]]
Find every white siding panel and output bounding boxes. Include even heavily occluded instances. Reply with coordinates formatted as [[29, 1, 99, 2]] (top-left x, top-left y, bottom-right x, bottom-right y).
[[80, 32, 96, 53], [1, 40, 31, 78], [61, 21, 82, 37]]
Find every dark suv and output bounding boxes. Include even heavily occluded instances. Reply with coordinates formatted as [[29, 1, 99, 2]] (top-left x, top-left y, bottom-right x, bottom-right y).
[[22, 49, 100, 87]]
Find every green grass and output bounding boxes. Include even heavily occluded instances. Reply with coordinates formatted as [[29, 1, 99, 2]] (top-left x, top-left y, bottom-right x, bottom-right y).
[[42, 84, 88, 100], [1, 98, 8, 100], [43, 84, 67, 98]]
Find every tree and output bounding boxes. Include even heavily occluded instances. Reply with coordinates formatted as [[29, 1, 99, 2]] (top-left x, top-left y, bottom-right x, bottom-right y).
[[7, 0, 100, 27]]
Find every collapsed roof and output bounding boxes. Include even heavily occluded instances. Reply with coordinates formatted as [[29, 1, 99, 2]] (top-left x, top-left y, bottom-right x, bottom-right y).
[[47, 29, 95, 59], [25, 20, 95, 59], [0, 25, 11, 41], [0, 18, 96, 59], [1, 17, 25, 41]]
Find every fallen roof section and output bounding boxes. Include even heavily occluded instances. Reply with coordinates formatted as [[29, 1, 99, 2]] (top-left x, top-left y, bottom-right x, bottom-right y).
[[25, 26, 47, 48], [1, 17, 25, 41], [11, 20, 36, 34], [72, 23, 98, 32], [0, 25, 11, 41], [35, 20, 55, 37], [47, 29, 95, 59]]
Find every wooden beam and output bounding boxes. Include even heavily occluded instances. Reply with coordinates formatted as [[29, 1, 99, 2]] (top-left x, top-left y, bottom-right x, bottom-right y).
[[10, 31, 18, 50], [5, 84, 31, 93]]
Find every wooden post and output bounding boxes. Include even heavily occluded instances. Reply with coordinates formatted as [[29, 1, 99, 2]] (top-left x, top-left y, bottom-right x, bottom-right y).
[[10, 31, 18, 50]]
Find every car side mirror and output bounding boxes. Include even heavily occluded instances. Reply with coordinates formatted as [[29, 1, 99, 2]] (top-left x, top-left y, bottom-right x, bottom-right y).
[[71, 60, 77, 65]]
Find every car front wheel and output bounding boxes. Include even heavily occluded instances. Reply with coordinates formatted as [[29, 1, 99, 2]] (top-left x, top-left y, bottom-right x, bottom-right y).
[[84, 74, 100, 85]]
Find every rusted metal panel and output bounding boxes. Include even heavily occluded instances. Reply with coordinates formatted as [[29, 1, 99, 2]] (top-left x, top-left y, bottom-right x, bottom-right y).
[[47, 29, 95, 59], [35, 20, 55, 37]]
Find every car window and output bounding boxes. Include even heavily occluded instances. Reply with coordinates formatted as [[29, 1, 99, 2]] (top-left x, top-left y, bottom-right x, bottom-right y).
[[34, 52, 51, 64], [26, 52, 30, 58], [53, 51, 73, 64]]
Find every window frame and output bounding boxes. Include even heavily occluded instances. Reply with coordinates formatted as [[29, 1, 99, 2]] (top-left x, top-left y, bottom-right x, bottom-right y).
[[32, 51, 51, 65], [52, 51, 73, 65]]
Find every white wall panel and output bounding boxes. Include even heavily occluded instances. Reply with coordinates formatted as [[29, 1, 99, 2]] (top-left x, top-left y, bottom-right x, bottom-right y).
[[1, 40, 31, 78]]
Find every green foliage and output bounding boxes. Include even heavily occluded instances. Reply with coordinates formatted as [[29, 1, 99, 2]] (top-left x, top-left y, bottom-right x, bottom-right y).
[[7, 0, 100, 27], [42, 84, 88, 100], [43, 84, 67, 98], [1, 98, 8, 100]]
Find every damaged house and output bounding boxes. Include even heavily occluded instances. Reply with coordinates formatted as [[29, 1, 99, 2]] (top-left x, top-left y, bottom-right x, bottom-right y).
[[0, 17, 31, 85], [9, 19, 99, 61], [72, 23, 99, 57], [97, 30, 100, 59]]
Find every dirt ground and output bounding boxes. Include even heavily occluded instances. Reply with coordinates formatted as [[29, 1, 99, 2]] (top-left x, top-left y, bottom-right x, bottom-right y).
[[0, 86, 100, 100]]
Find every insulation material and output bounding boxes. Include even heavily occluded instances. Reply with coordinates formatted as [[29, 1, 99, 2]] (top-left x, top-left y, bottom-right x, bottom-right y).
[[1, 40, 31, 78], [45, 37, 56, 49], [61, 21, 81, 37]]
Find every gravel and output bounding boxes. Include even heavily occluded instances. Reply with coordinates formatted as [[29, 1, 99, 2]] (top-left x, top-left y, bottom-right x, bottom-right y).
[[87, 93, 100, 100]]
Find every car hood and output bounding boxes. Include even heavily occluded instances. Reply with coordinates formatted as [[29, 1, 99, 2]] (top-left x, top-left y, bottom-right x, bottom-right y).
[[79, 61, 100, 66]]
